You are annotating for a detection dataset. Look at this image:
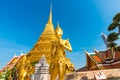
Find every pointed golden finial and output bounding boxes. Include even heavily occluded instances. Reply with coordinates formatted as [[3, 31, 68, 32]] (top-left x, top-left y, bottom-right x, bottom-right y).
[[42, 3, 55, 34], [56, 22, 63, 35], [57, 22, 59, 26], [48, 3, 52, 23]]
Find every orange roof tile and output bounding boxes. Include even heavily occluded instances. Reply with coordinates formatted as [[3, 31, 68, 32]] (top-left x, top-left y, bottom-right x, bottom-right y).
[[99, 49, 112, 60], [92, 55, 103, 63]]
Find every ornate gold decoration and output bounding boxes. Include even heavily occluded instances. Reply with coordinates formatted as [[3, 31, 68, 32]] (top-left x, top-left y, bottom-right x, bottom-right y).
[[16, 55, 32, 80], [15, 6, 74, 80], [49, 23, 74, 80], [27, 6, 56, 64]]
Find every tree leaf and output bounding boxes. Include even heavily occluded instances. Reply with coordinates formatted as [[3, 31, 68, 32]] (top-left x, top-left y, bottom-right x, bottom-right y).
[[115, 46, 120, 51], [113, 13, 120, 22], [107, 32, 119, 42], [108, 23, 117, 31], [107, 42, 117, 48]]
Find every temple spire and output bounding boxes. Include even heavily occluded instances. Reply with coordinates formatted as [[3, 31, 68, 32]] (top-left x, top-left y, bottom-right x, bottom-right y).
[[101, 33, 108, 48], [56, 22, 63, 35], [48, 4, 52, 23], [42, 4, 55, 35]]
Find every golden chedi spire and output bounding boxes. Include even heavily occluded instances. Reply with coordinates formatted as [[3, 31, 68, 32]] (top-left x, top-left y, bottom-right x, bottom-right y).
[[48, 4, 52, 23], [42, 4, 55, 34], [27, 5, 56, 64]]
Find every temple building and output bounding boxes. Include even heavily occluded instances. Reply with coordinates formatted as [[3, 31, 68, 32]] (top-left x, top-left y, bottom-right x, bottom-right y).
[[0, 53, 26, 80], [71, 33, 120, 80], [0, 53, 25, 72], [0, 6, 55, 79], [1, 3, 120, 80], [26, 6, 57, 64], [0, 6, 74, 80], [85, 48, 120, 70], [67, 47, 120, 80], [76, 33, 120, 71]]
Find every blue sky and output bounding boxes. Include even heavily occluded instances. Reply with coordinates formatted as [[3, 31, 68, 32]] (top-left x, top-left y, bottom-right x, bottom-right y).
[[0, 0, 120, 69]]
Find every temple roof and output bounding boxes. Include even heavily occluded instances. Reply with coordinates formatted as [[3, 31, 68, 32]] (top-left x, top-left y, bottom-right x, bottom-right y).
[[85, 51, 103, 64], [2, 54, 25, 71], [85, 48, 120, 70], [7, 55, 19, 65]]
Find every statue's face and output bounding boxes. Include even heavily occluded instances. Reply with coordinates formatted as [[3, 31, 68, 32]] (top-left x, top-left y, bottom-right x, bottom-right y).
[[56, 26, 63, 38], [57, 32, 62, 38]]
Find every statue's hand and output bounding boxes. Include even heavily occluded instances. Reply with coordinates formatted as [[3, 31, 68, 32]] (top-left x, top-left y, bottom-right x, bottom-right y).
[[66, 39, 71, 44], [60, 39, 72, 52]]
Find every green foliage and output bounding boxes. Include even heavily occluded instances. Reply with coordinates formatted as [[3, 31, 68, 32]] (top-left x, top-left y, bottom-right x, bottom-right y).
[[0, 72, 3, 78], [114, 46, 120, 51], [11, 67, 19, 80], [108, 23, 117, 31], [113, 13, 120, 22], [107, 42, 117, 48], [107, 32, 119, 42], [107, 12, 120, 49], [108, 12, 120, 33], [5, 69, 11, 79]]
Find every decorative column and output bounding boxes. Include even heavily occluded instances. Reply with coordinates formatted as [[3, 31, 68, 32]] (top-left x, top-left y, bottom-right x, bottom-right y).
[[34, 55, 49, 80]]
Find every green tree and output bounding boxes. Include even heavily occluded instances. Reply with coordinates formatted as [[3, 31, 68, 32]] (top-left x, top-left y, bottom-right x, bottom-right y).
[[108, 13, 120, 33], [107, 13, 120, 59]]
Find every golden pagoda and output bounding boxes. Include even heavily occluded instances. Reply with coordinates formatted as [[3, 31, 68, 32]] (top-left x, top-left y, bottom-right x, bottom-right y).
[[27, 6, 57, 64], [0, 6, 74, 80]]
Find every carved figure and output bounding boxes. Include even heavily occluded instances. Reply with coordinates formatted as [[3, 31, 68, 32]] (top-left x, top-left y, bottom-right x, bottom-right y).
[[50, 24, 74, 80]]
